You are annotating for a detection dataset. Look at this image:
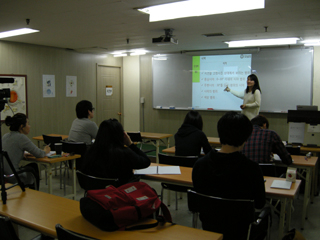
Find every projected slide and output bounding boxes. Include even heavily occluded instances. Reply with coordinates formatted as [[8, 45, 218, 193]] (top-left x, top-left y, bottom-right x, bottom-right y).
[[192, 54, 252, 110]]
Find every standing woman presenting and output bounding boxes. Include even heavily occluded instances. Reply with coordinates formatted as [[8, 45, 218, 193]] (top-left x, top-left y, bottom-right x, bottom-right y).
[[224, 74, 261, 120]]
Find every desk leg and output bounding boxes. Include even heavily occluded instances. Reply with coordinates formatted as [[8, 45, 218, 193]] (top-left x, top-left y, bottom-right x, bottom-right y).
[[167, 137, 170, 149], [155, 140, 160, 163], [301, 168, 311, 230], [278, 198, 287, 240], [44, 163, 53, 194], [72, 159, 76, 200], [286, 199, 293, 232]]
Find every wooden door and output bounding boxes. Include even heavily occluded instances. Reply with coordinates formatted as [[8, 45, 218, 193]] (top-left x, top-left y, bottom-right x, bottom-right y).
[[96, 65, 122, 125]]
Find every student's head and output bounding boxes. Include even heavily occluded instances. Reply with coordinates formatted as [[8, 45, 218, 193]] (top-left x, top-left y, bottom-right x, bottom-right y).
[[94, 118, 124, 148], [218, 111, 253, 147], [251, 115, 269, 129], [246, 74, 261, 94], [5, 113, 30, 134], [76, 100, 94, 119], [183, 110, 203, 130]]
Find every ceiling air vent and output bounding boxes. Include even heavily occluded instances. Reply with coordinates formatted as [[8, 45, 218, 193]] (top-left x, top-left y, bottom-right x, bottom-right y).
[[202, 33, 224, 37]]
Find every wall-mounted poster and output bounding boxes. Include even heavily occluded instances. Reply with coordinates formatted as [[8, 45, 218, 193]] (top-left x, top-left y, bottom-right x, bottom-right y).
[[0, 74, 27, 121], [66, 76, 77, 97], [42, 74, 55, 98]]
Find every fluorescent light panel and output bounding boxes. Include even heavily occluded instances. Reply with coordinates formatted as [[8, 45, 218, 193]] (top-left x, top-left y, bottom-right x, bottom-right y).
[[226, 38, 299, 47], [301, 40, 320, 46], [138, 0, 264, 22], [0, 28, 39, 39], [114, 54, 128, 57]]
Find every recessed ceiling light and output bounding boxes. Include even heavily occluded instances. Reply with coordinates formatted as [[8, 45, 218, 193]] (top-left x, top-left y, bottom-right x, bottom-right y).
[[138, 0, 264, 22], [225, 38, 299, 47], [0, 28, 39, 39]]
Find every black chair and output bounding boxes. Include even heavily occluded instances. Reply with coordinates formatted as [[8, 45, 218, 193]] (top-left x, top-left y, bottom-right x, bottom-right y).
[[76, 170, 120, 196], [127, 132, 155, 154], [42, 134, 62, 151], [61, 141, 87, 170], [4, 168, 38, 190], [158, 153, 198, 210], [187, 190, 271, 240], [0, 216, 47, 240], [55, 224, 97, 240]]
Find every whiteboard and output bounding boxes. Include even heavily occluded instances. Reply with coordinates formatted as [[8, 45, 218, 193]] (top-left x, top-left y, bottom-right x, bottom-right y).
[[152, 47, 313, 112]]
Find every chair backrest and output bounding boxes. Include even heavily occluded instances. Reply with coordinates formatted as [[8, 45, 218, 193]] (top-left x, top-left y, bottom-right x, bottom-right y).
[[258, 163, 277, 177], [55, 224, 97, 240], [62, 141, 87, 170], [187, 189, 255, 240], [0, 216, 20, 240], [62, 141, 86, 155], [76, 170, 120, 191], [42, 134, 62, 151], [158, 153, 198, 168], [127, 132, 143, 142]]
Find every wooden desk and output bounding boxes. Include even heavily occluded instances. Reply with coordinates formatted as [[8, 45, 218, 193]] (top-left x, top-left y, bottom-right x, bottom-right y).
[[140, 132, 173, 163], [33, 134, 69, 147], [0, 185, 223, 240], [275, 155, 318, 229], [142, 163, 301, 240], [26, 154, 81, 199]]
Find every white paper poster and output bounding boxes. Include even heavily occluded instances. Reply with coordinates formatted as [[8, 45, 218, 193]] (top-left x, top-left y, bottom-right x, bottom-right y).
[[288, 122, 305, 144], [42, 75, 55, 98], [106, 86, 113, 96], [66, 76, 77, 97]]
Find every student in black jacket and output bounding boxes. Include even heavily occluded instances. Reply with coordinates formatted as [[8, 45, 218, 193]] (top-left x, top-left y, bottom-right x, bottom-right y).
[[174, 111, 212, 156], [81, 119, 150, 186]]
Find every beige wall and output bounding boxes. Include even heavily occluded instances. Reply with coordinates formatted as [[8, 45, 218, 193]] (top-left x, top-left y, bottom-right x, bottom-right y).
[[0, 41, 122, 144], [0, 41, 319, 147], [123, 56, 140, 131]]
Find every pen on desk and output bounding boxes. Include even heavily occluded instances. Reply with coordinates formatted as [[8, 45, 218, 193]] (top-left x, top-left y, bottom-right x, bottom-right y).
[[305, 157, 308, 161]]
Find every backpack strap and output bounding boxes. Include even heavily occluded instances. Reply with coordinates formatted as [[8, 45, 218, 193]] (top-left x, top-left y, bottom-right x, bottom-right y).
[[124, 219, 159, 231]]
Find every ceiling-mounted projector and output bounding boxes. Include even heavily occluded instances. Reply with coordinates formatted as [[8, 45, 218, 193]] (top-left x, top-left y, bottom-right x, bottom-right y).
[[152, 28, 178, 45]]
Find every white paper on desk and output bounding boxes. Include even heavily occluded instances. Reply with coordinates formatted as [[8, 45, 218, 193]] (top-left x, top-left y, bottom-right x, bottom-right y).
[[288, 122, 305, 144], [46, 151, 56, 156], [158, 166, 181, 175], [273, 154, 281, 161], [134, 166, 158, 175], [270, 180, 292, 190]]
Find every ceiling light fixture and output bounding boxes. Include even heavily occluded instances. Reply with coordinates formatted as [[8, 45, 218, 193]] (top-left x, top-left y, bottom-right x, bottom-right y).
[[130, 51, 146, 56], [225, 38, 299, 47], [301, 40, 320, 46], [114, 54, 128, 57], [0, 28, 39, 39], [138, 0, 264, 22]]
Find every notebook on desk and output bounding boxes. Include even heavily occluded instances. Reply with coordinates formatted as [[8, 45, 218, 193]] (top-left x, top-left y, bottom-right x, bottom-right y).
[[270, 180, 292, 190]]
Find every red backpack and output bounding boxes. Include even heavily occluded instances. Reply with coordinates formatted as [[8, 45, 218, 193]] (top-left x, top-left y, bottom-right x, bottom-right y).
[[80, 182, 172, 231]]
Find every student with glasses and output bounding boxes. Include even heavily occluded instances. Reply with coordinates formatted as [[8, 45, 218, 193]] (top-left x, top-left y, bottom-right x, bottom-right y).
[[68, 100, 98, 145], [81, 118, 151, 186]]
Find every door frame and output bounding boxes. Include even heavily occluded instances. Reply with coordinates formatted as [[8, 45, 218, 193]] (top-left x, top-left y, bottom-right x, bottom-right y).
[[96, 64, 123, 124]]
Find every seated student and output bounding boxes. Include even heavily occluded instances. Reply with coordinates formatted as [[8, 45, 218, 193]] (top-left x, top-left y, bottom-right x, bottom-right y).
[[2, 113, 51, 189], [192, 111, 266, 240], [81, 119, 151, 186], [242, 115, 292, 165], [68, 100, 98, 145], [174, 110, 212, 156]]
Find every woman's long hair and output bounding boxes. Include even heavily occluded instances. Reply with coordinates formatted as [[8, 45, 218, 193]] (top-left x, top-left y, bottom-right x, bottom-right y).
[[245, 74, 262, 94], [183, 110, 203, 130], [82, 119, 125, 174]]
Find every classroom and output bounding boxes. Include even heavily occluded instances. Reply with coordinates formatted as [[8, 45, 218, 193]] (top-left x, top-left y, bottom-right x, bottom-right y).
[[1, 1, 320, 239]]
